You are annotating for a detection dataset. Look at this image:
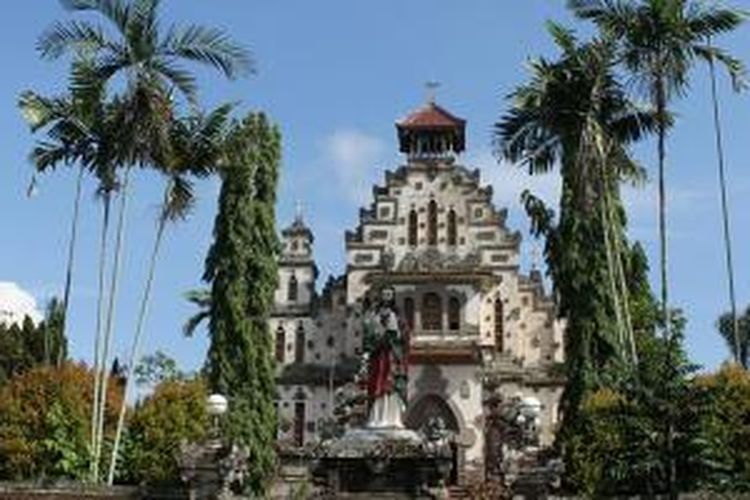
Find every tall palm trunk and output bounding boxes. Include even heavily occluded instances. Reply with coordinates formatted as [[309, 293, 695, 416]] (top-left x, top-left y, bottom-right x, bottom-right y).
[[60, 165, 85, 349], [708, 45, 741, 367], [656, 77, 669, 341], [90, 192, 111, 483], [106, 192, 170, 485], [653, 66, 678, 500], [93, 167, 131, 480]]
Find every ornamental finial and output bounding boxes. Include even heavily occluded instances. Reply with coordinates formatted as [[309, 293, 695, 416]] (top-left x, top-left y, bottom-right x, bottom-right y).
[[294, 200, 304, 223], [425, 81, 440, 104]]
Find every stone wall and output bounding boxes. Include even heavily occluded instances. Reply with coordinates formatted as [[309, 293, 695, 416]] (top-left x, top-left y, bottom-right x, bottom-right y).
[[0, 484, 184, 500]]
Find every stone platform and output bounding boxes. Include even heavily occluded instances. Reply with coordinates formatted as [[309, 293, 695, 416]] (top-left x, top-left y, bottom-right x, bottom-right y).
[[312, 428, 452, 498]]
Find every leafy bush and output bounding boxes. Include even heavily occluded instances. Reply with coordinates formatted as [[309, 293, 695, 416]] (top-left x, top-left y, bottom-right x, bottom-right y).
[[0, 362, 120, 480], [118, 377, 209, 485], [693, 364, 750, 492]]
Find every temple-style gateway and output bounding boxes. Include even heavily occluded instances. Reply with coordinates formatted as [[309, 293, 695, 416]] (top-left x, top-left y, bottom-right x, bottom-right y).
[[270, 99, 565, 483]]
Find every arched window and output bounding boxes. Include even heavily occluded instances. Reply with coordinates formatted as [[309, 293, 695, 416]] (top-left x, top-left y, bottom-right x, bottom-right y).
[[448, 297, 461, 331], [295, 322, 305, 363], [288, 274, 298, 302], [408, 209, 418, 246], [294, 401, 306, 447], [447, 209, 457, 246], [427, 200, 438, 246], [494, 298, 504, 352], [404, 297, 415, 331], [422, 293, 443, 331], [275, 326, 285, 363]]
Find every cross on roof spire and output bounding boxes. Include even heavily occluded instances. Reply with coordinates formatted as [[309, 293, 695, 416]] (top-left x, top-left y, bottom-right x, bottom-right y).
[[294, 200, 304, 223], [425, 81, 440, 104]]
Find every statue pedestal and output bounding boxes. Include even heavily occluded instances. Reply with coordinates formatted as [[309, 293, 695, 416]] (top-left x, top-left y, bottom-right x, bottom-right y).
[[178, 439, 249, 500], [313, 427, 452, 498]]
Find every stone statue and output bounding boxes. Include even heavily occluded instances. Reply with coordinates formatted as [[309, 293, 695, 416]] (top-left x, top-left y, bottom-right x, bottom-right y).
[[362, 286, 407, 429]]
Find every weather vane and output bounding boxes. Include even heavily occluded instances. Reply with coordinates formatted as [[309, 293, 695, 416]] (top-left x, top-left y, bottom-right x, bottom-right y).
[[425, 81, 440, 104]]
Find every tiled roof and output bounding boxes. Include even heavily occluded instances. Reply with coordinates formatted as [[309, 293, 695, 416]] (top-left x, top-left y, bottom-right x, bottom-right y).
[[397, 102, 466, 129]]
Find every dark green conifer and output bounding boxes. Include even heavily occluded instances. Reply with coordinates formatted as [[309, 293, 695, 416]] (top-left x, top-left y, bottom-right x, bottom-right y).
[[203, 113, 281, 495]]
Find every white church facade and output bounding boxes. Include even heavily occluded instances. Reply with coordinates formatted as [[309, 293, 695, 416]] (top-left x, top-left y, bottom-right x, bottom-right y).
[[270, 100, 565, 480]]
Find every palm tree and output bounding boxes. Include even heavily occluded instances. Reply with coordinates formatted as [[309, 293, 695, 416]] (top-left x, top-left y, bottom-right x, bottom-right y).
[[567, 0, 746, 347], [19, 64, 120, 481], [20, 98, 83, 347], [106, 105, 232, 484], [717, 305, 750, 369], [495, 24, 657, 427], [567, 4, 746, 494], [706, 37, 746, 369], [183, 288, 211, 337], [36, 0, 252, 479]]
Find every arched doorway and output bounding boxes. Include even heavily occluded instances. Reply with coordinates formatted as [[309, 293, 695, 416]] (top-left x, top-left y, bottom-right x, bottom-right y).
[[405, 394, 462, 484]]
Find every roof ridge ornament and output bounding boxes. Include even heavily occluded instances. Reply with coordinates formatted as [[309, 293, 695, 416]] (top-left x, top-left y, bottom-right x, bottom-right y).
[[294, 199, 304, 223], [425, 80, 440, 105]]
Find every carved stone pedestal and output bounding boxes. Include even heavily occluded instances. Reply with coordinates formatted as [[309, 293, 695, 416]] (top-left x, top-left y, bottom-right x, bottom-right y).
[[312, 428, 452, 499], [178, 439, 249, 500]]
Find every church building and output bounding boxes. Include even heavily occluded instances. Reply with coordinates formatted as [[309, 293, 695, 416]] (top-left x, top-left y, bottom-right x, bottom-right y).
[[270, 98, 565, 481]]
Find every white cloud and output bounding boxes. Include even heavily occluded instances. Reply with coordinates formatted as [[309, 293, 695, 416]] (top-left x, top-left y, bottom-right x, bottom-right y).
[[321, 129, 389, 204], [0, 282, 42, 327]]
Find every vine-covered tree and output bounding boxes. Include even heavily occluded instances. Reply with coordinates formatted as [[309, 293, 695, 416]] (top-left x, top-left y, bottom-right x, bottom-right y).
[[495, 24, 658, 429], [568, 0, 746, 356], [203, 113, 281, 495]]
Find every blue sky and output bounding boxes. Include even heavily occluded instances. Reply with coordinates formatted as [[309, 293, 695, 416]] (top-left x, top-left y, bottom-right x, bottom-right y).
[[1, 1, 749, 375]]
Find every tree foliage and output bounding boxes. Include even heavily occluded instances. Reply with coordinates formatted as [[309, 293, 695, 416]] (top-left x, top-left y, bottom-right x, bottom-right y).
[[134, 350, 186, 386], [717, 305, 750, 369], [0, 299, 68, 386], [692, 364, 750, 492], [118, 377, 208, 485], [495, 25, 656, 439], [0, 363, 121, 480], [203, 112, 281, 495]]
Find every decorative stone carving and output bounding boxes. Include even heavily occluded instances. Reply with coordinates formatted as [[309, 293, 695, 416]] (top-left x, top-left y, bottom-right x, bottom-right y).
[[396, 248, 482, 273], [380, 249, 395, 271]]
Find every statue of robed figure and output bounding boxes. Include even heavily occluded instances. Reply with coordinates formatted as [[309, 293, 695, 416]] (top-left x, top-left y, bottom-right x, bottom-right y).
[[362, 287, 408, 429]]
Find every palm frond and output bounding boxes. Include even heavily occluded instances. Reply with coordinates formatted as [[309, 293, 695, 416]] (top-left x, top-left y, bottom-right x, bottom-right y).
[[70, 59, 109, 112], [161, 175, 195, 223], [60, 0, 131, 34], [182, 288, 210, 337], [693, 44, 748, 92], [37, 20, 117, 60], [18, 91, 70, 132], [29, 141, 74, 173], [546, 20, 578, 55], [685, 6, 747, 38], [182, 310, 209, 337], [568, 0, 637, 38], [159, 25, 253, 79], [149, 58, 198, 101]]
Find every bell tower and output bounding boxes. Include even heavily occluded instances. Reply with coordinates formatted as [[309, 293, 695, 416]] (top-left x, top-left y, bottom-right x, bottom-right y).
[[396, 93, 466, 161], [278, 209, 317, 310]]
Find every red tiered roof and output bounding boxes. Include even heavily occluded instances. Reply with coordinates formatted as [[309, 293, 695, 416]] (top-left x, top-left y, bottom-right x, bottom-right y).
[[397, 102, 466, 129]]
